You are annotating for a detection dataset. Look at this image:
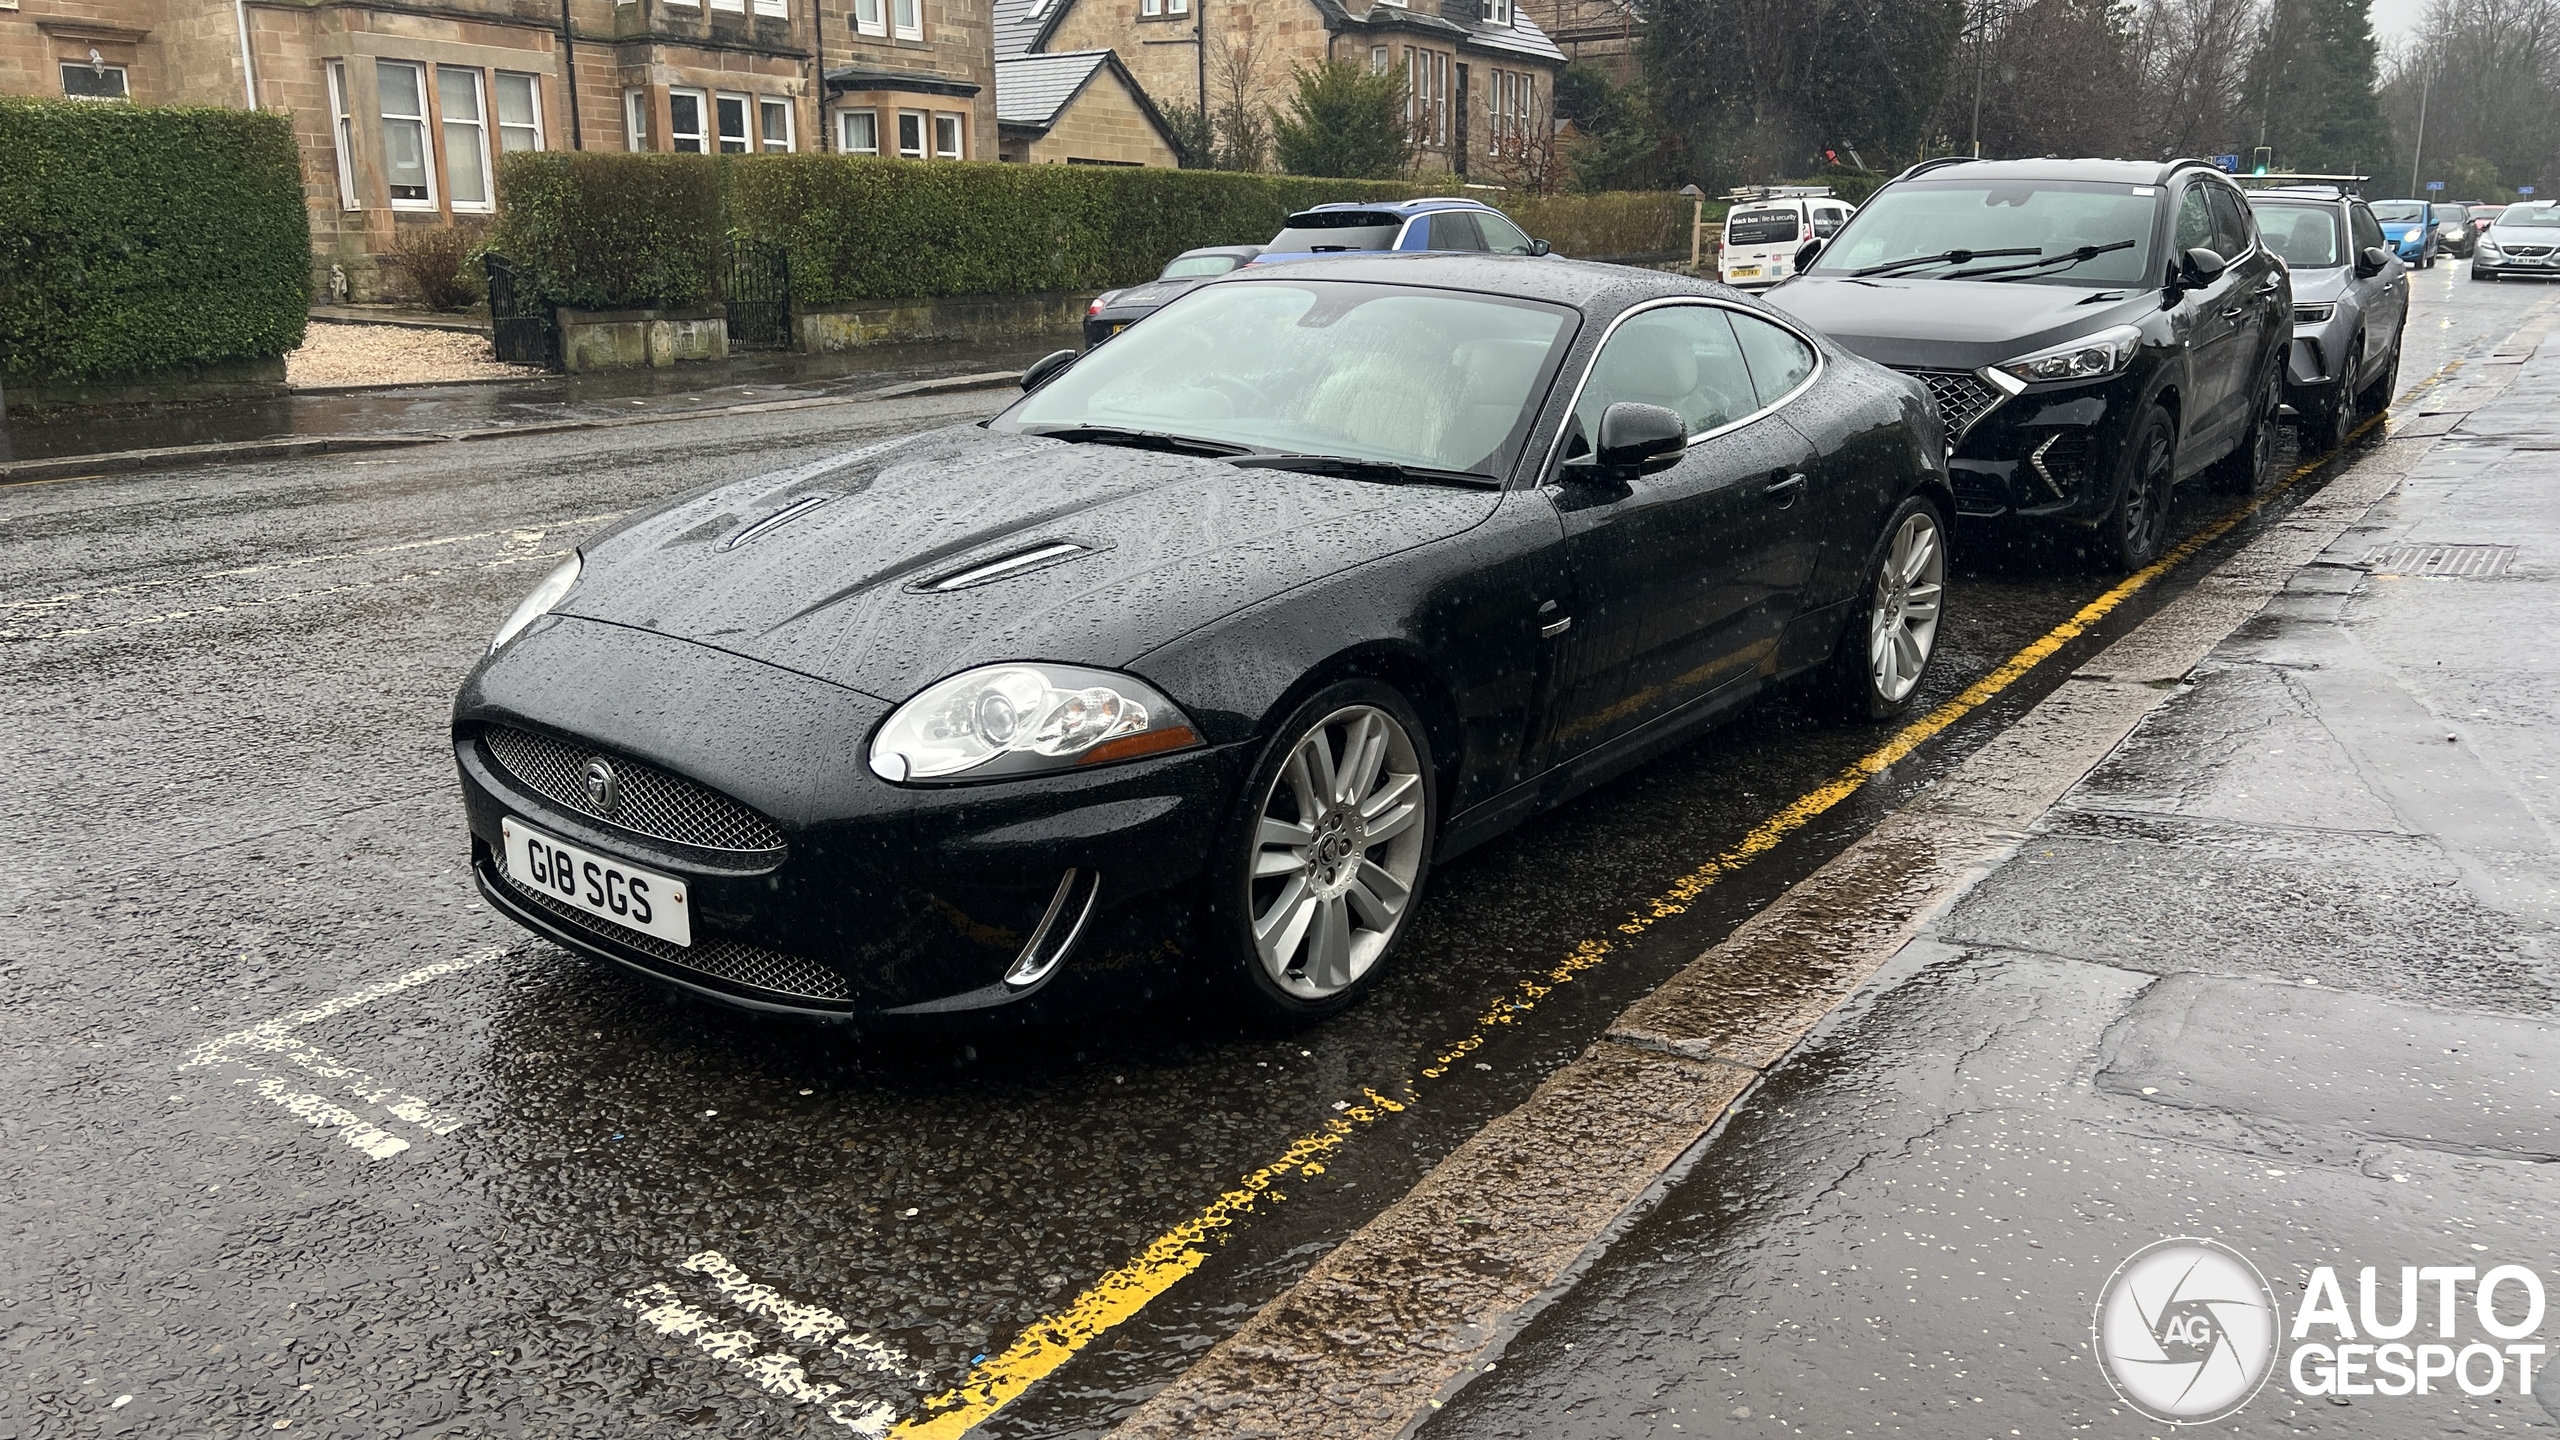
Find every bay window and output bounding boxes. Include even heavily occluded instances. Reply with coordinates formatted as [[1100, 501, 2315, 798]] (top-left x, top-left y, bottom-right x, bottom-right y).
[[839, 109, 880, 154], [668, 89, 708, 153], [378, 60, 435, 208], [760, 97, 794, 152], [438, 66, 492, 211], [496, 72, 543, 152], [716, 93, 751, 153], [897, 110, 927, 158], [325, 61, 359, 209]]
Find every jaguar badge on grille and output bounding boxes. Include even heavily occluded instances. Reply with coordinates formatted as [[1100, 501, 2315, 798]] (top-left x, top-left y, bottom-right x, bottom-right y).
[[583, 757, 621, 815]]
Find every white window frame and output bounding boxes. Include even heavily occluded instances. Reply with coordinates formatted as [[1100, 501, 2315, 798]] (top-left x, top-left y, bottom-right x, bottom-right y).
[[754, 0, 788, 14], [1481, 0, 1509, 22], [59, 60, 129, 100], [710, 0, 744, 11], [438, 65, 494, 212], [1168, 0, 1189, 13], [1370, 45, 1388, 74], [714, 91, 752, 153], [893, 0, 923, 39], [896, 109, 927, 158], [759, 96, 794, 152], [854, 0, 886, 35], [932, 111, 964, 159], [667, 88, 709, 153], [325, 61, 360, 209], [494, 71, 543, 153], [1142, 0, 1161, 14], [839, 108, 880, 153], [1404, 49, 1418, 126], [377, 59, 438, 211], [624, 87, 651, 150]]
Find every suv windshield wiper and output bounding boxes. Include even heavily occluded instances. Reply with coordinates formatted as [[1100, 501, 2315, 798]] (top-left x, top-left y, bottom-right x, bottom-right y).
[[1022, 425, 1251, 458], [1229, 453, 1495, 488], [1850, 247, 2043, 278], [1944, 240, 2139, 280]]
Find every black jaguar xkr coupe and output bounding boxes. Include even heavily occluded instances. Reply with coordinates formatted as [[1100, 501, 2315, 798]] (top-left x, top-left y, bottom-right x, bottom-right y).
[[454, 253, 1952, 1027]]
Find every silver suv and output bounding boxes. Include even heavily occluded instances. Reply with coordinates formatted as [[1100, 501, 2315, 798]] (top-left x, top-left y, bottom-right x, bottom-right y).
[[2245, 185, 2408, 450]]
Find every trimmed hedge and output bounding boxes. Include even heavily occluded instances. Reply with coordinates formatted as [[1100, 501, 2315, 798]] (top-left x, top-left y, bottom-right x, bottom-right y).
[[493, 152, 728, 310], [0, 98, 309, 385], [1502, 190, 1698, 259]]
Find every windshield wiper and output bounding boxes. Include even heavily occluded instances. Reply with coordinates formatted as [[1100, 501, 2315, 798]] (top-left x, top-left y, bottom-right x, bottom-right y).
[[1945, 240, 2139, 280], [1230, 453, 1495, 488], [1850, 247, 2043, 278], [1022, 424, 1251, 458]]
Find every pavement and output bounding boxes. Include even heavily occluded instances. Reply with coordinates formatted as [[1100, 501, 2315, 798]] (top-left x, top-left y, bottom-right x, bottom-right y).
[[1387, 306, 2560, 1434], [0, 265, 2540, 1440]]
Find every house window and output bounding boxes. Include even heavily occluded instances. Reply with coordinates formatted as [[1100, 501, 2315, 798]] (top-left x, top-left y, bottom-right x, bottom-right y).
[[1481, 0, 1508, 22], [1516, 74, 1532, 153], [377, 60, 436, 208], [715, 93, 751, 152], [933, 111, 963, 159], [1404, 48, 1417, 126], [759, 96, 794, 152], [624, 87, 650, 149], [712, 0, 744, 12], [59, 61, 128, 100], [854, 0, 886, 35], [1141, 0, 1160, 13], [438, 66, 492, 211], [839, 108, 880, 153], [325, 61, 360, 208], [1168, 0, 1189, 13], [893, 0, 923, 38], [495, 72, 543, 152], [1370, 46, 1387, 74], [897, 109, 926, 158], [754, 0, 788, 14], [668, 89, 708, 152]]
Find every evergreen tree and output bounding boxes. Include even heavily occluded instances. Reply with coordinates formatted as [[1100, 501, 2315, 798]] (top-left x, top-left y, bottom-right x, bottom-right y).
[[2252, 0, 2394, 177], [1271, 62, 1411, 180]]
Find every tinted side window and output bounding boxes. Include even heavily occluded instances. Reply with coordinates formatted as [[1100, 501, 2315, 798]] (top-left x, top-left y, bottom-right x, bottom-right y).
[[2351, 204, 2386, 253], [1476, 211, 1536, 254], [1431, 212, 1488, 251], [1571, 306, 1759, 451], [2174, 187, 2215, 254], [2206, 185, 2253, 257], [1730, 312, 1817, 407]]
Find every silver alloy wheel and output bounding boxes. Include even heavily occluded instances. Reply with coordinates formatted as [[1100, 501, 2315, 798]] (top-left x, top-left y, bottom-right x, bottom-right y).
[[1248, 704, 1428, 1000], [1869, 508, 1945, 703]]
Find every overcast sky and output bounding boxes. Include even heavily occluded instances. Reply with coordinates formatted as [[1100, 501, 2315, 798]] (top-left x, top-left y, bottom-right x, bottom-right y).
[[2368, 0, 2424, 49]]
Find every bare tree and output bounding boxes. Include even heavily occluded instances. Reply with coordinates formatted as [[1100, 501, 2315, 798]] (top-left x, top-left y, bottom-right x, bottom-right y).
[[2382, 0, 2560, 191], [1485, 80, 1573, 192], [2129, 0, 2267, 157]]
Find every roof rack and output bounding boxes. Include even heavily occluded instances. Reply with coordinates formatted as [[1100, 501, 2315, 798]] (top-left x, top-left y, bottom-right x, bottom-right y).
[[2236, 172, 2369, 196], [1723, 184, 1834, 202]]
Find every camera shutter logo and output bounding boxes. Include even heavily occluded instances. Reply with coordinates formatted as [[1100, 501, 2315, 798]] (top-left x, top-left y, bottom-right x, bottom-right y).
[[2094, 1238, 2282, 1423], [583, 757, 622, 817]]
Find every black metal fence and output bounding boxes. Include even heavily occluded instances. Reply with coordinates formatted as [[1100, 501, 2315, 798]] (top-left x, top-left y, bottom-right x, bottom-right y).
[[719, 238, 792, 351], [483, 254, 559, 369]]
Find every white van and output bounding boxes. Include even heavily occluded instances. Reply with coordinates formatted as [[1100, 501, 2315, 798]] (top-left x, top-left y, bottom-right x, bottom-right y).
[[1720, 188, 1853, 290]]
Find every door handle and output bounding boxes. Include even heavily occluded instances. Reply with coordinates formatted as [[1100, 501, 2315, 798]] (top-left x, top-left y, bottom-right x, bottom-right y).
[[2220, 306, 2246, 319], [1763, 472, 1807, 502]]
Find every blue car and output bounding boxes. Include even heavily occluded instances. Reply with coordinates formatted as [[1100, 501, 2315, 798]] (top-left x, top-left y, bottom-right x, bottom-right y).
[[2370, 199, 2440, 269], [1251, 198, 1552, 264]]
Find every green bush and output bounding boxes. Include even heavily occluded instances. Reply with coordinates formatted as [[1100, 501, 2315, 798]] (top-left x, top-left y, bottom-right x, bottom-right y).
[[493, 151, 726, 310], [0, 97, 308, 385]]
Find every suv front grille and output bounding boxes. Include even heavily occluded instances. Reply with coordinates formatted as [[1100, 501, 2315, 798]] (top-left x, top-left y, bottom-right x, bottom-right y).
[[493, 861, 857, 1003], [482, 726, 785, 855], [1899, 368, 2005, 453]]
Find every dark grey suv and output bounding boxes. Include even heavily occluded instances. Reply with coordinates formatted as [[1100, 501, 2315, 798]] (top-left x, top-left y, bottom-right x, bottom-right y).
[[1769, 157, 2293, 571]]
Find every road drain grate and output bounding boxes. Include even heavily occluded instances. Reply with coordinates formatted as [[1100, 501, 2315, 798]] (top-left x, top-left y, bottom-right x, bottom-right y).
[[2364, 543, 2517, 578]]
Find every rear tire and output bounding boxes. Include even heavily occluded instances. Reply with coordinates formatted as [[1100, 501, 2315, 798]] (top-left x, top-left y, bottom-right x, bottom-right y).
[[1209, 680, 1435, 1026], [1827, 494, 1947, 722], [2096, 406, 2176, 573]]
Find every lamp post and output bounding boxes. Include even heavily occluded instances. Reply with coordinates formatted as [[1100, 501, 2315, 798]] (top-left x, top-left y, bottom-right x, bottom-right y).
[[1680, 183, 1706, 270]]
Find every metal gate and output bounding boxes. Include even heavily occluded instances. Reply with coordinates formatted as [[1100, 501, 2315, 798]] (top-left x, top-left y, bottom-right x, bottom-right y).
[[483, 253, 559, 369], [720, 238, 792, 351]]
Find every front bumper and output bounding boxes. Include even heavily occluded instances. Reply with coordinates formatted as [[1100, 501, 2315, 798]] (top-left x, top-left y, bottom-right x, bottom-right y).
[[1906, 368, 2138, 525], [2283, 309, 2359, 398], [456, 616, 1245, 1024]]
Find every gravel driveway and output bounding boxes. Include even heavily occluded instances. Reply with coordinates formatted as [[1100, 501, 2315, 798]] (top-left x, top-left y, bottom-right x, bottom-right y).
[[287, 322, 544, 389]]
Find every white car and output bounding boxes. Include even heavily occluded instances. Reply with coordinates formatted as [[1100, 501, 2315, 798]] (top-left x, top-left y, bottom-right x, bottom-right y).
[[1720, 192, 1854, 290]]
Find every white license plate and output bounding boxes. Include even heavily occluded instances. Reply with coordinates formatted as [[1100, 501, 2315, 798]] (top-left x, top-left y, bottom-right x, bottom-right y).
[[502, 816, 693, 946]]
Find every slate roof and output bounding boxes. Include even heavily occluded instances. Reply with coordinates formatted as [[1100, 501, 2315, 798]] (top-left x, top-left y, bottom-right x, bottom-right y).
[[996, 50, 1113, 128]]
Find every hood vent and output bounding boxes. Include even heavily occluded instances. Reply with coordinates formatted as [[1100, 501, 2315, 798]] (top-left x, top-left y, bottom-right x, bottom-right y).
[[717, 493, 837, 552], [925, 540, 1089, 591]]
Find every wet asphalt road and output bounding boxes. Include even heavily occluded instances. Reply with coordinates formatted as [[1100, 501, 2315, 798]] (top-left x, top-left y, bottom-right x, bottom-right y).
[[0, 265, 2534, 1439]]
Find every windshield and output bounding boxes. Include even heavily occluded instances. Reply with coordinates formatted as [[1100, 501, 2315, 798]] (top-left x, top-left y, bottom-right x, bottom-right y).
[[1807, 178, 2158, 286], [1160, 253, 1246, 279], [2371, 202, 2425, 223], [2251, 202, 2344, 267], [2502, 206, 2560, 228], [1268, 211, 1402, 252], [1727, 208, 1801, 246], [2438, 205, 2471, 224], [1002, 281, 1572, 473]]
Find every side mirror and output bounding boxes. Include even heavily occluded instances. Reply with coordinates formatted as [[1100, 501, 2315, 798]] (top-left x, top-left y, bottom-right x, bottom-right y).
[[1596, 402, 1688, 474], [1795, 238, 1825, 272], [1529, 238, 1553, 257], [2356, 245, 2392, 278], [1022, 348, 1077, 390], [2176, 246, 2230, 289]]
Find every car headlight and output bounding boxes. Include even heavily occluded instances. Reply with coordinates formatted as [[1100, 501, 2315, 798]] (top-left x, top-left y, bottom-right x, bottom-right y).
[[2293, 302, 2335, 324], [869, 662, 1202, 782], [489, 552, 580, 655], [2479, 237, 2503, 257], [1995, 325, 2142, 385]]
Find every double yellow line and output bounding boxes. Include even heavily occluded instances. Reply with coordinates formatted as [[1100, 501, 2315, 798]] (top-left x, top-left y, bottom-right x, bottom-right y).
[[893, 383, 2428, 1439]]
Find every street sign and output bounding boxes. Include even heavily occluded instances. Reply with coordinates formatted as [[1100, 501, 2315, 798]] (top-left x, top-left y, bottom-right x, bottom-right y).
[[2214, 154, 2239, 172], [2427, 181, 2444, 191], [2523, 187, 2538, 196]]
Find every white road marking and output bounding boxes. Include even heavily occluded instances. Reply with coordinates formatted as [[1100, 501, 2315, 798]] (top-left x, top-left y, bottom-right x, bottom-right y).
[[622, 1283, 901, 1436], [682, 1251, 931, 1386], [182, 947, 504, 1160]]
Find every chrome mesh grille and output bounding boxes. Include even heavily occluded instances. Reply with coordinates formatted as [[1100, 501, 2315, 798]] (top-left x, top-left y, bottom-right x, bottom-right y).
[[483, 726, 785, 855], [1899, 368, 2005, 453], [493, 863, 857, 1003]]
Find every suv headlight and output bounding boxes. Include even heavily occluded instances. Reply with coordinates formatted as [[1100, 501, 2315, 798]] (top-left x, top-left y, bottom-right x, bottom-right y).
[[2293, 302, 2335, 324], [2479, 236, 2504, 257], [1995, 325, 2143, 385], [489, 552, 580, 654], [869, 662, 1202, 782]]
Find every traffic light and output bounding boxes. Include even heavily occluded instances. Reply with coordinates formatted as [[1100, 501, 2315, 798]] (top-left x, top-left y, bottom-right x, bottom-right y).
[[2252, 146, 2271, 176]]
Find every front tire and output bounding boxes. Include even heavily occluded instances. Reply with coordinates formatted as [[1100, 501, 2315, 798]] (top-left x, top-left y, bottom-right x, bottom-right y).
[[2358, 326, 2403, 414], [2304, 336, 2360, 453], [1827, 495, 1947, 721], [2210, 353, 2285, 494], [1211, 681, 1435, 1024], [2097, 406, 2176, 572]]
